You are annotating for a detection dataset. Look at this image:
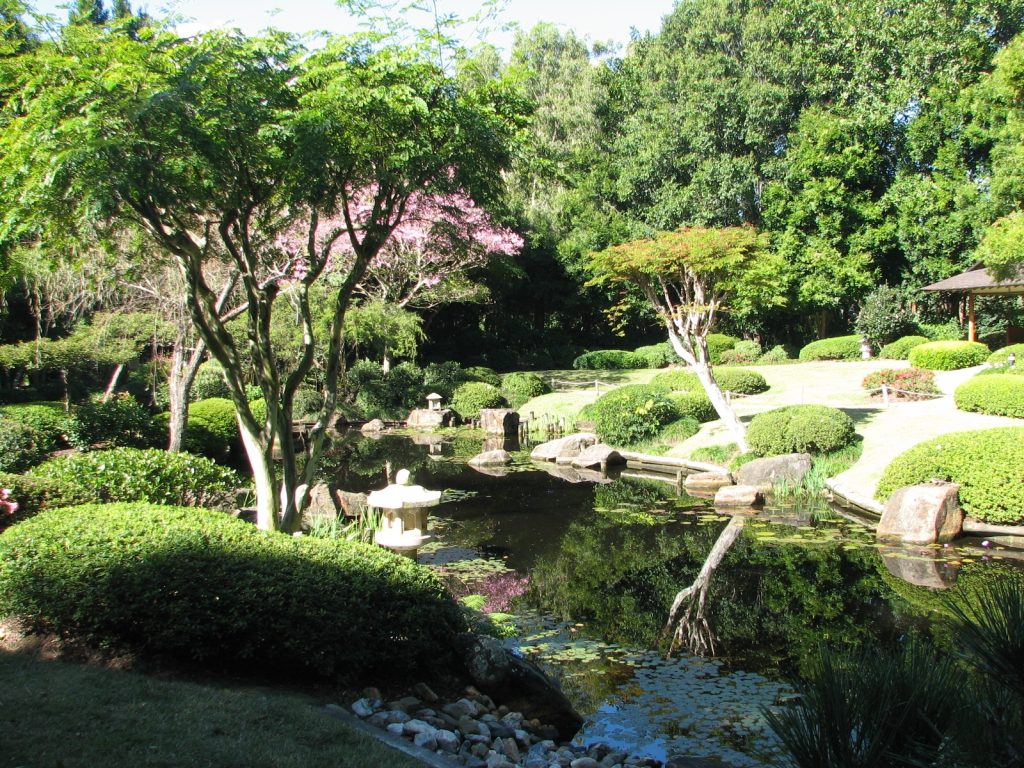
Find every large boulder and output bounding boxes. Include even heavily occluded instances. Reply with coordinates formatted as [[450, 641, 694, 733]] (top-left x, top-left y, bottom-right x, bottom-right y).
[[529, 433, 598, 463], [456, 633, 583, 741], [336, 490, 368, 519], [683, 471, 734, 493], [301, 482, 339, 528], [877, 482, 963, 545], [406, 408, 458, 429], [570, 443, 624, 470], [479, 409, 520, 436], [736, 453, 812, 490], [469, 449, 513, 467], [360, 419, 386, 434]]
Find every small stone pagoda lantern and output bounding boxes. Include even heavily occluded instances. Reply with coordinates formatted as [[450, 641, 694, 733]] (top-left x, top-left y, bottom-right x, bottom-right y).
[[368, 469, 442, 555], [426, 392, 443, 411]]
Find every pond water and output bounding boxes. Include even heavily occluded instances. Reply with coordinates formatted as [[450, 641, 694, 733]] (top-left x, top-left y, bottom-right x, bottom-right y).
[[325, 432, 1022, 767]]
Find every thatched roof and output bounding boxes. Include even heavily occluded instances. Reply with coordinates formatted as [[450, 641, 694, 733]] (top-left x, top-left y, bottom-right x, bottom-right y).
[[922, 262, 1024, 294]]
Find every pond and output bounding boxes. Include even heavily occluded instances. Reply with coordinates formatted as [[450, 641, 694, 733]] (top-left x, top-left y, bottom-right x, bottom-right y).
[[325, 432, 1023, 767]]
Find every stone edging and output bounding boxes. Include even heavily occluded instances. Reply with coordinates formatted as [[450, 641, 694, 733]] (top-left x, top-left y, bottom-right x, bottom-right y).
[[325, 703, 453, 768]]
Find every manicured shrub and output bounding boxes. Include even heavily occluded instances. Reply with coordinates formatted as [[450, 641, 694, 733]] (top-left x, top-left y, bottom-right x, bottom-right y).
[[0, 402, 68, 453], [190, 360, 231, 401], [0, 504, 467, 682], [879, 335, 929, 360], [186, 398, 239, 460], [705, 333, 740, 364], [746, 405, 856, 456], [862, 368, 940, 400], [588, 384, 680, 446], [572, 349, 645, 370], [713, 368, 769, 395], [0, 472, 93, 530], [757, 345, 791, 364], [0, 422, 46, 473], [633, 342, 675, 368], [855, 284, 918, 347], [67, 393, 156, 450], [798, 335, 863, 361], [954, 374, 1024, 418], [988, 343, 1024, 366], [909, 340, 990, 371], [29, 448, 240, 509], [423, 361, 464, 401], [651, 369, 700, 391], [719, 339, 761, 365], [875, 428, 1024, 523], [462, 366, 502, 387], [500, 372, 551, 410], [450, 382, 507, 419], [657, 416, 700, 443], [919, 320, 964, 341], [667, 391, 717, 423]]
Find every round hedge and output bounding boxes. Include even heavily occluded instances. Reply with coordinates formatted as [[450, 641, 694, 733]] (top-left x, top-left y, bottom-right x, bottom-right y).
[[0, 471, 93, 531], [29, 448, 240, 509], [500, 372, 550, 410], [633, 342, 675, 368], [667, 391, 717, 423], [746, 405, 856, 456], [875, 428, 1024, 524], [0, 402, 68, 453], [657, 416, 701, 444], [450, 382, 507, 419], [68, 393, 157, 450], [954, 374, 1024, 418], [191, 360, 231, 401], [988, 343, 1024, 366], [879, 335, 929, 360], [798, 335, 863, 361], [572, 349, 645, 370], [462, 366, 502, 387], [908, 340, 989, 371], [714, 368, 769, 395], [0, 503, 466, 682], [186, 397, 239, 460], [651, 369, 700, 391], [589, 384, 680, 446], [705, 333, 740, 364]]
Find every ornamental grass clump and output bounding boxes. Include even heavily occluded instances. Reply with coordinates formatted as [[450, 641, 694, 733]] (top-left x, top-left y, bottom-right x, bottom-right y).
[[746, 405, 856, 456], [589, 384, 680, 446], [0, 504, 466, 683], [875, 428, 1024, 523], [798, 335, 863, 361], [908, 340, 989, 370], [955, 374, 1024, 418]]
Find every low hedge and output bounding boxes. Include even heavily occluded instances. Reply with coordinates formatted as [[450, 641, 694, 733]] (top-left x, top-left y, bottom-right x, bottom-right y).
[[746, 405, 856, 456], [798, 335, 863, 361], [862, 368, 939, 400], [757, 345, 791, 364], [954, 374, 1024, 418], [667, 391, 717, 423], [988, 343, 1024, 366], [908, 340, 990, 371], [657, 416, 701, 444], [719, 340, 761, 365], [633, 342, 675, 368], [572, 349, 645, 370], [706, 333, 740, 364], [651, 370, 700, 391], [450, 382, 507, 419], [0, 472, 93, 531], [879, 335, 930, 360], [0, 422, 46, 474], [462, 366, 502, 387], [875, 428, 1024, 523], [588, 384, 680, 446], [0, 503, 466, 682], [68, 393, 157, 450], [0, 402, 68, 453], [29, 448, 240, 509], [500, 372, 550, 410], [714, 368, 769, 395]]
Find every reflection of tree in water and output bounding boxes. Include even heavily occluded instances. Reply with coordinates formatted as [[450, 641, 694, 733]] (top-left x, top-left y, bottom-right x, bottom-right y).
[[319, 432, 431, 490]]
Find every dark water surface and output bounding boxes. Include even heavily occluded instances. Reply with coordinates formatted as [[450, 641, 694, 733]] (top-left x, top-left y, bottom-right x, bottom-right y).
[[327, 433, 1022, 766]]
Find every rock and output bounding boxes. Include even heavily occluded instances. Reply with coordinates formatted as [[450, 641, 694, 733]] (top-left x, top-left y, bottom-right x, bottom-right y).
[[384, 710, 410, 724], [350, 698, 375, 718], [714, 484, 763, 507], [389, 696, 423, 713], [570, 444, 625, 470], [412, 731, 437, 751], [499, 736, 521, 763], [443, 698, 482, 720], [385, 722, 404, 736], [735, 453, 812, 490], [879, 546, 958, 589], [459, 715, 482, 736], [530, 433, 598, 463], [402, 718, 436, 737], [457, 633, 584, 742], [361, 418, 386, 434], [480, 408, 520, 435], [407, 408, 458, 429], [469, 449, 513, 468], [435, 729, 460, 753], [413, 682, 439, 703], [302, 482, 338, 528], [666, 758, 736, 768], [486, 755, 516, 768], [683, 471, 734, 492], [877, 482, 963, 544], [535, 462, 613, 485], [571, 759, 601, 768], [335, 490, 368, 519]]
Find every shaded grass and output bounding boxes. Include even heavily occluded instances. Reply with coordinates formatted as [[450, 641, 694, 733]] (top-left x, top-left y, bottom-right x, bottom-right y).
[[0, 651, 422, 768]]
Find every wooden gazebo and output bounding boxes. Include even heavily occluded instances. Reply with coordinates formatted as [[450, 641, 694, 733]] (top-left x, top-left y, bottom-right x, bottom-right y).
[[922, 263, 1024, 342]]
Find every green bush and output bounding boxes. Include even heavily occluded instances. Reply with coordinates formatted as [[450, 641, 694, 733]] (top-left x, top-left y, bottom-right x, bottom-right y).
[[0, 402, 68, 453], [988, 343, 1024, 366], [462, 366, 501, 387], [190, 360, 231, 401], [633, 342, 675, 368], [705, 333, 740, 364], [875, 428, 1024, 523], [879, 335, 930, 360], [423, 361, 464, 401], [0, 504, 466, 682], [757, 345, 791, 364], [719, 339, 761, 365], [0, 472, 93, 530], [29, 448, 240, 509], [855, 284, 918, 348], [450, 382, 507, 419], [919, 320, 964, 341], [572, 349, 645, 370], [908, 340, 990, 371], [714, 368, 769, 395], [588, 384, 680, 446], [0, 422, 46, 474], [862, 368, 939, 400], [292, 387, 324, 420], [798, 335, 863, 361], [651, 369, 700, 391], [67, 393, 156, 450], [954, 375, 1024, 418], [657, 416, 700, 443], [500, 372, 551, 410], [667, 391, 717, 423], [186, 398, 239, 460], [746, 405, 856, 456]]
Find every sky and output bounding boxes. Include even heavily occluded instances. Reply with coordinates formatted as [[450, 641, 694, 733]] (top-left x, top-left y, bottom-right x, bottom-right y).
[[34, 0, 677, 53]]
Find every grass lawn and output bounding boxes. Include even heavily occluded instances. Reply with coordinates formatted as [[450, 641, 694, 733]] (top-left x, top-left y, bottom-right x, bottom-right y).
[[0, 650, 421, 768]]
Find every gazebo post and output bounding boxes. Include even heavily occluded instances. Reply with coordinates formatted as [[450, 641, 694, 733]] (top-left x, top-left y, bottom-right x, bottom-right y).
[[968, 292, 977, 342]]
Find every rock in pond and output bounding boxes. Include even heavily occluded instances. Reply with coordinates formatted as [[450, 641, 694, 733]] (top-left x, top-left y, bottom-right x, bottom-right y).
[[480, 408, 520, 436], [469, 449, 513, 467], [735, 453, 812, 490], [570, 443, 624, 470], [530, 433, 598, 463], [877, 481, 963, 545], [360, 418, 386, 434], [683, 471, 734, 492], [407, 408, 458, 429], [714, 484, 763, 508]]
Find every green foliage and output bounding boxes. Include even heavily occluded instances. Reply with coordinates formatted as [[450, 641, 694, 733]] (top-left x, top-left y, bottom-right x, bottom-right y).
[[954, 374, 1024, 418], [878, 335, 929, 360], [757, 345, 791, 364], [862, 368, 939, 400], [633, 342, 675, 368], [948, 577, 1024, 700], [854, 285, 918, 348], [292, 387, 324, 420], [423, 361, 464, 402], [989, 343, 1024, 365], [875, 428, 1024, 523], [190, 361, 230, 401], [719, 339, 761, 364], [908, 340, 990, 370], [572, 349, 645, 370], [667, 391, 717, 423], [348, 360, 427, 420], [450, 382, 507, 419], [0, 421, 45, 473], [650, 369, 699, 391], [656, 415, 700, 443], [713, 368, 769, 395], [67, 393, 156, 450], [0, 401, 67, 453], [689, 443, 739, 465], [0, 503, 466, 682], [747, 405, 856, 456], [0, 471, 92, 529], [500, 372, 551, 410], [705, 333, 740, 364], [185, 398, 238, 461], [918, 321, 964, 341], [29, 448, 240, 509], [588, 384, 680, 446], [798, 335, 863, 361], [461, 366, 501, 387]]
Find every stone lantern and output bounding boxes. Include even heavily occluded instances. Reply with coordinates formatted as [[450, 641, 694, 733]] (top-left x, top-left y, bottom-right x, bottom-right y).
[[426, 392, 443, 411], [367, 469, 442, 555]]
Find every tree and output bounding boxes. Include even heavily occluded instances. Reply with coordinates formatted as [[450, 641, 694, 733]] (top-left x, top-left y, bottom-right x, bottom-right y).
[[587, 226, 780, 451], [0, 22, 524, 531]]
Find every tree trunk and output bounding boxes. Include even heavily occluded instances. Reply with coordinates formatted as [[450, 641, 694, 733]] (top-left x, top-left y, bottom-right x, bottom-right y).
[[382, 353, 391, 374], [102, 364, 125, 403], [166, 331, 209, 452], [239, 417, 280, 531]]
